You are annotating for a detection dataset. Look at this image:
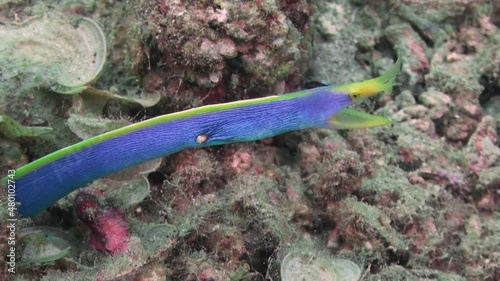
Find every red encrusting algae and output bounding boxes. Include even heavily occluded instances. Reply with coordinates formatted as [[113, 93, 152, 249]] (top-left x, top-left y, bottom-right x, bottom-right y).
[[75, 192, 130, 255]]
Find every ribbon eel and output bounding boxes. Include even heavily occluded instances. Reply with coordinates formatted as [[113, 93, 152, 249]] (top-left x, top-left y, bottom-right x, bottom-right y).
[[3, 58, 401, 217]]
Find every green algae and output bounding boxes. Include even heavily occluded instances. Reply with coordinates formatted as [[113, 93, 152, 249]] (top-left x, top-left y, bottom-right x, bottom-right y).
[[110, 175, 154, 207], [337, 197, 407, 251], [0, 115, 52, 140], [226, 174, 296, 240], [82, 86, 161, 108], [66, 113, 131, 140], [132, 221, 178, 253], [281, 250, 361, 281], [459, 213, 500, 277], [0, 12, 106, 94], [20, 226, 79, 266], [368, 265, 466, 281], [477, 166, 500, 190], [360, 166, 436, 221]]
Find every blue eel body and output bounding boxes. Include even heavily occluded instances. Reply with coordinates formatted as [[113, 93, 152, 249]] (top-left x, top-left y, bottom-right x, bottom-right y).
[[14, 89, 351, 217]]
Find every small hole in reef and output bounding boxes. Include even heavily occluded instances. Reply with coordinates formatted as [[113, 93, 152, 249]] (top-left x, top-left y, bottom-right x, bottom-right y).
[[479, 74, 500, 107]]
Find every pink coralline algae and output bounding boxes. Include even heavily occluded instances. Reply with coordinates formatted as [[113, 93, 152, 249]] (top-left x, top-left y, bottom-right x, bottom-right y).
[[465, 116, 499, 175], [75, 192, 130, 255]]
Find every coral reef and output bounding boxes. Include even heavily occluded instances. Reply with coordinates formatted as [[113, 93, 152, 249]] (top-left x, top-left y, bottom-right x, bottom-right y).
[[138, 0, 312, 106], [1, 0, 499, 280]]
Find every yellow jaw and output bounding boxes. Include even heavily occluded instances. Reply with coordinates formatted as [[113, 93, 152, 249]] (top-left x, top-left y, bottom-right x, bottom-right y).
[[334, 57, 402, 101]]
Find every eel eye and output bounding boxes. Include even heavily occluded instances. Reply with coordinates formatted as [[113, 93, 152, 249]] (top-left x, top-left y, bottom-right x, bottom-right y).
[[350, 93, 359, 100]]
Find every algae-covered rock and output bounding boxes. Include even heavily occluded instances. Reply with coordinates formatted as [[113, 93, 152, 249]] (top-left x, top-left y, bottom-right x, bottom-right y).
[[368, 265, 466, 281], [418, 88, 452, 120], [477, 166, 500, 190], [334, 197, 407, 251], [465, 115, 500, 175], [138, 0, 312, 105], [359, 166, 435, 221], [383, 23, 429, 87], [0, 12, 106, 94]]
